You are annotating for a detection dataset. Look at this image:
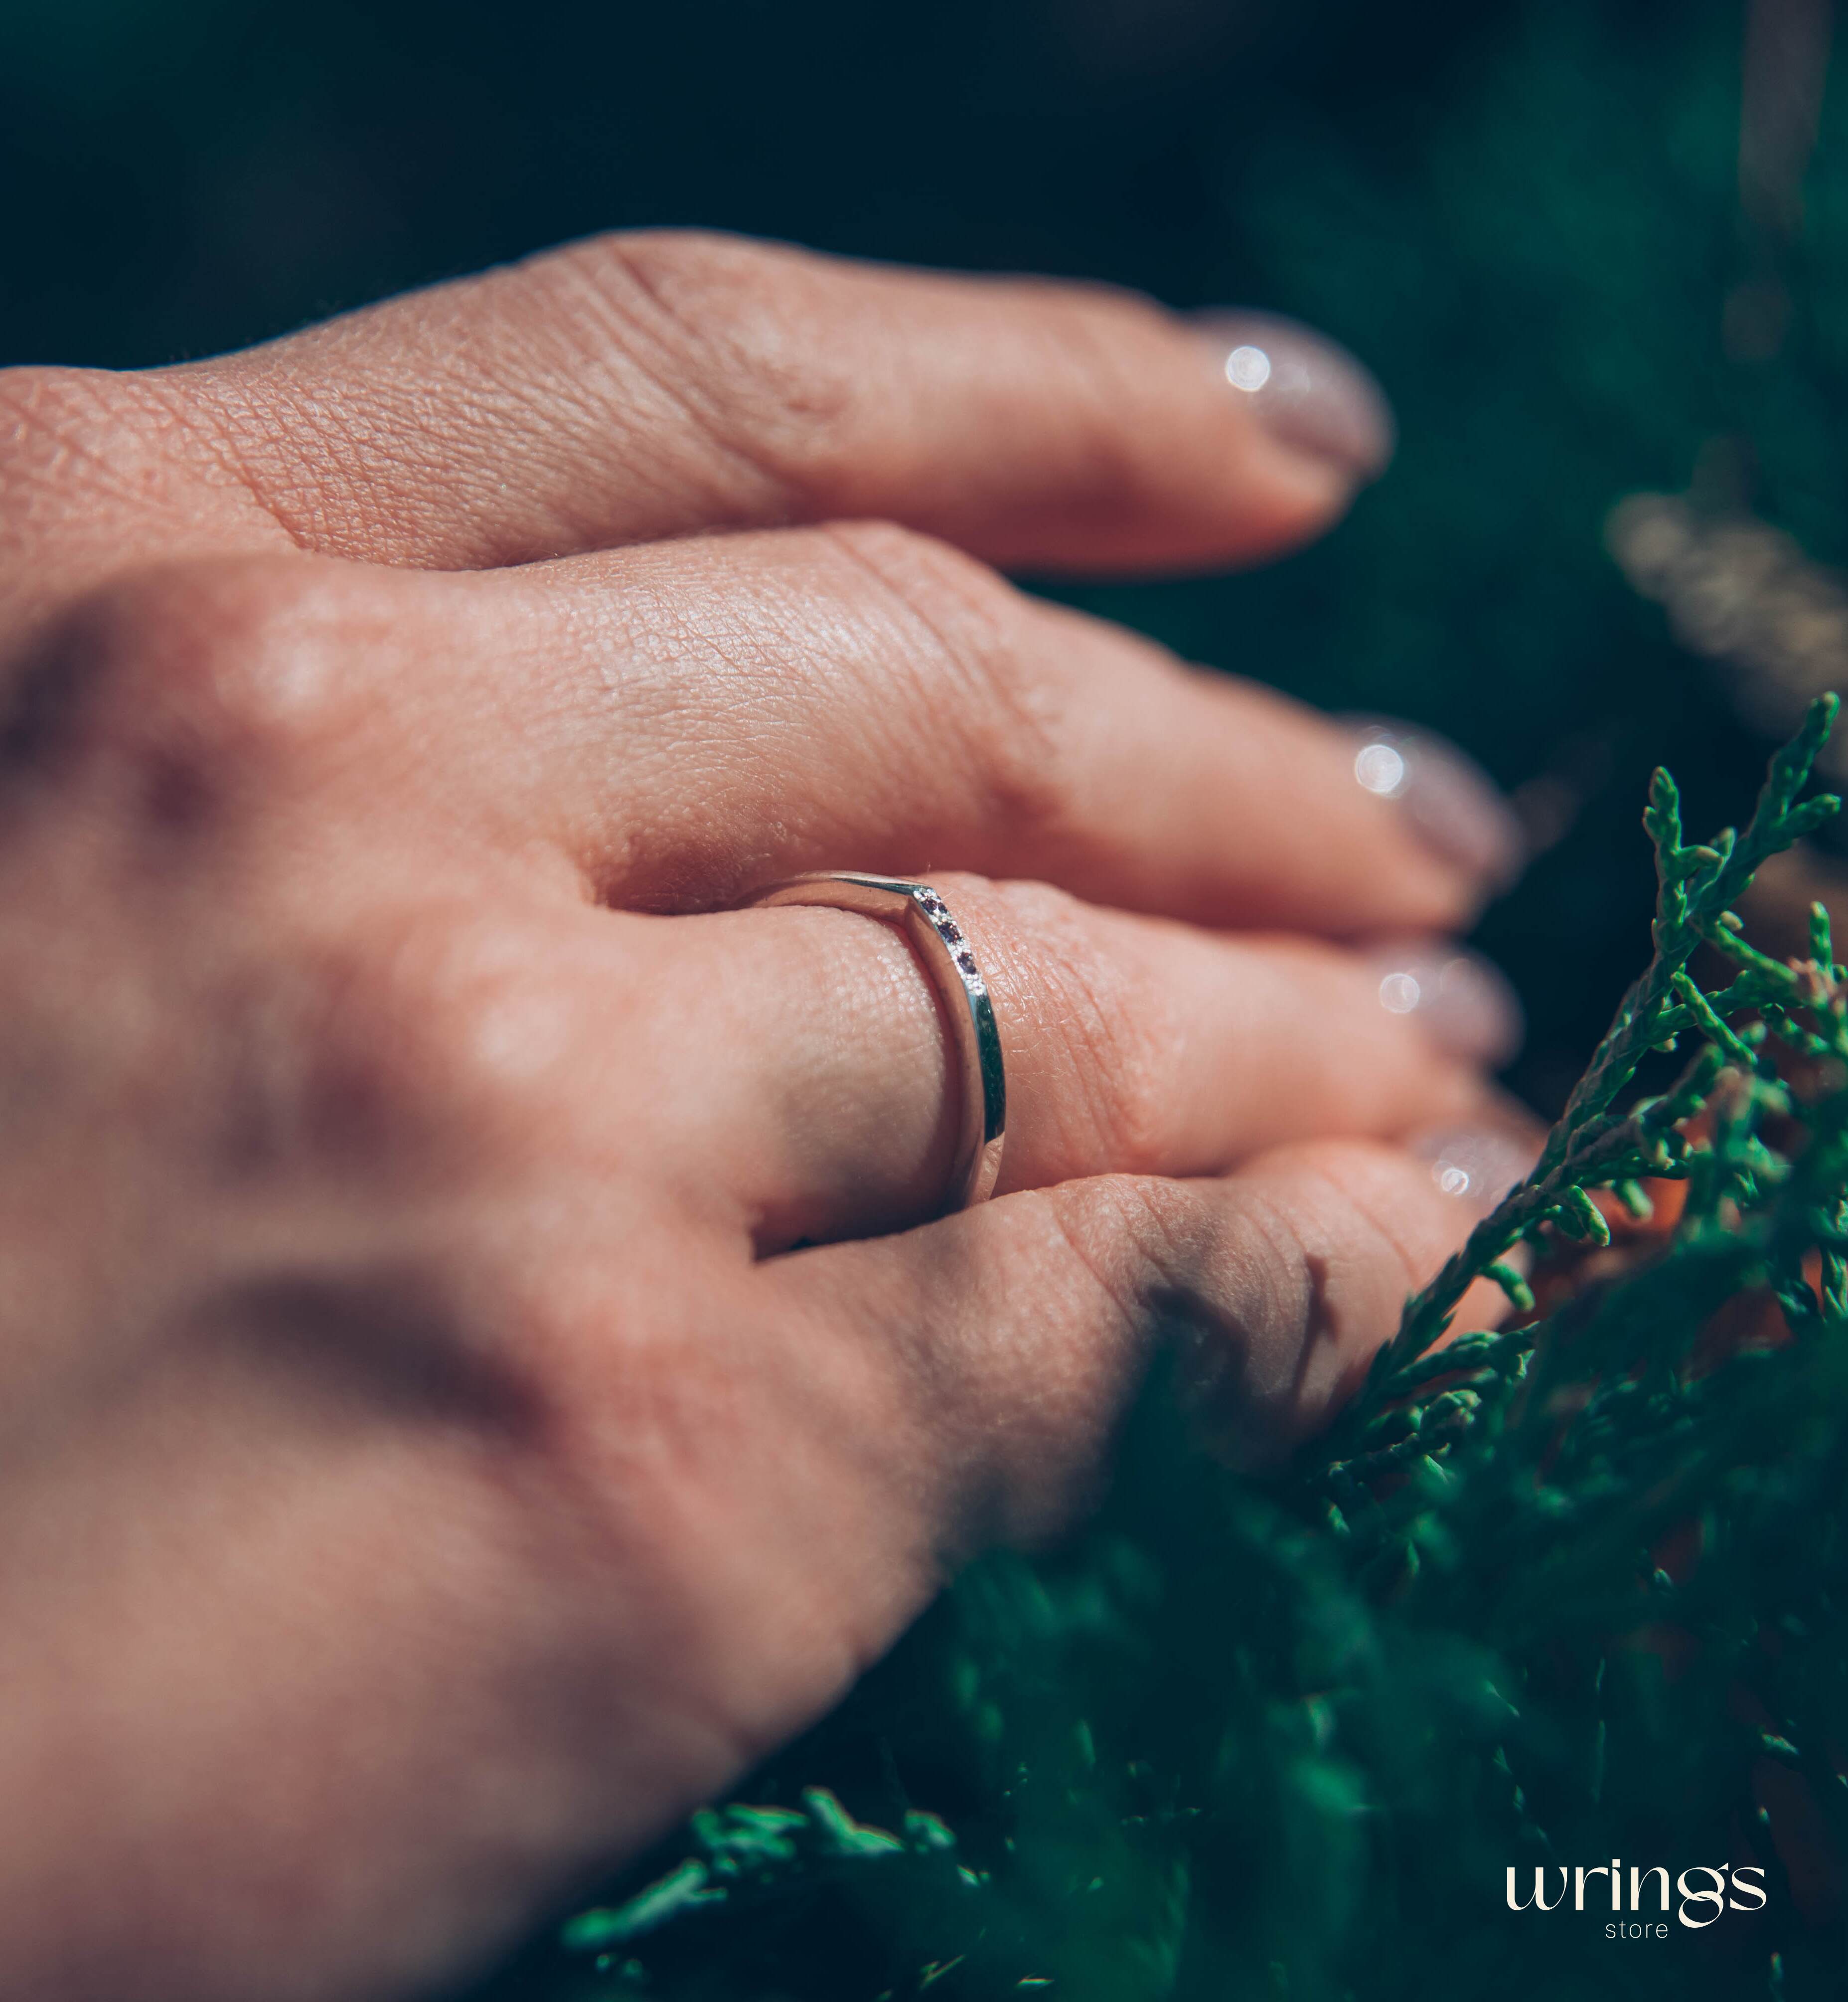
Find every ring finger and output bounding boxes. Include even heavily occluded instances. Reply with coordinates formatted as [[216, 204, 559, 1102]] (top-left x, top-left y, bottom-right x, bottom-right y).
[[667, 877, 1524, 1248]]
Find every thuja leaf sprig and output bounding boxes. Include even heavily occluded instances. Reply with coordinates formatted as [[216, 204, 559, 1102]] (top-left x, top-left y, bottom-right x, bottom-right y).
[[1382, 695, 1841, 1372]]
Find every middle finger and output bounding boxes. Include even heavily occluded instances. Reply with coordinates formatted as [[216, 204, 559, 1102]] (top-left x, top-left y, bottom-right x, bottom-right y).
[[225, 527, 1521, 936]]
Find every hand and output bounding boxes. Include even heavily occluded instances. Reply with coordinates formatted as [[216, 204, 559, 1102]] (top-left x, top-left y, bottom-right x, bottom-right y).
[[0, 233, 1529, 1999]]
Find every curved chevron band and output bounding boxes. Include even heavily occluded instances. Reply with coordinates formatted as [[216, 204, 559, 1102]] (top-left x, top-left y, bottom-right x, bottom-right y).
[[741, 871, 1007, 1214]]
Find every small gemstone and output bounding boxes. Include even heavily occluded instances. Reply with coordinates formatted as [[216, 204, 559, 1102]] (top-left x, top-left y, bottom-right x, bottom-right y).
[[917, 890, 944, 910], [956, 949, 979, 976], [936, 920, 962, 943]]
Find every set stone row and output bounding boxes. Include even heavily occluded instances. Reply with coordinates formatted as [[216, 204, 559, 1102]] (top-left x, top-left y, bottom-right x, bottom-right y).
[[913, 887, 983, 984]]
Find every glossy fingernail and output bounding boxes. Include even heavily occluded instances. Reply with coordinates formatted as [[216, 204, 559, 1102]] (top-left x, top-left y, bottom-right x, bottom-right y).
[[1368, 940, 1524, 1067], [1406, 1125, 1542, 1218], [1346, 716, 1527, 892], [1189, 310, 1395, 481]]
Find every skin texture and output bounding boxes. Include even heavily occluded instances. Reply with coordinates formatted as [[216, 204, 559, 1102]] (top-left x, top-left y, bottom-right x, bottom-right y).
[[0, 232, 1529, 2000]]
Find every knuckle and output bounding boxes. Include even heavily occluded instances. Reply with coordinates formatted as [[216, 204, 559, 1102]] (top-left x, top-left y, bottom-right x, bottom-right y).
[[11, 556, 370, 823], [579, 225, 828, 323], [1220, 1180, 1325, 1349], [1287, 1142, 1437, 1290], [984, 881, 1176, 1170], [815, 520, 1079, 844], [243, 904, 579, 1175], [821, 516, 1017, 628], [1040, 289, 1180, 475], [1224, 1144, 1428, 1347], [537, 230, 861, 491], [1047, 1171, 1202, 1312]]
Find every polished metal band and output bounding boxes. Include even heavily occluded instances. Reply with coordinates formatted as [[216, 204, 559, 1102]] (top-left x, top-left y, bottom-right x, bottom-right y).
[[742, 871, 1007, 1213]]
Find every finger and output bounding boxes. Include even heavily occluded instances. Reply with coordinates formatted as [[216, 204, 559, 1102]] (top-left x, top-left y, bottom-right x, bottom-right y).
[[495, 528, 1520, 926], [769, 1133, 1535, 1554], [672, 877, 1523, 1247], [160, 231, 1392, 574], [143, 535, 1515, 933]]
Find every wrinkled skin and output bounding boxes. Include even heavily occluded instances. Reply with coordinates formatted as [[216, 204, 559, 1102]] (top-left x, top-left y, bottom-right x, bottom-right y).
[[0, 233, 1525, 1999]]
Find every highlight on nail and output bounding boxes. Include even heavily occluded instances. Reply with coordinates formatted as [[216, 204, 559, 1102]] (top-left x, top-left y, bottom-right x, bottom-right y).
[[1225, 344, 1273, 391], [1346, 717, 1526, 891], [1188, 308, 1396, 479], [1365, 939, 1523, 1066], [1407, 1125, 1541, 1213], [1354, 737, 1410, 799]]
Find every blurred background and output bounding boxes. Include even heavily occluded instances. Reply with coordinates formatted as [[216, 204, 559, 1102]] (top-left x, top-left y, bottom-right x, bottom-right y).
[[3, 0, 1844, 1108]]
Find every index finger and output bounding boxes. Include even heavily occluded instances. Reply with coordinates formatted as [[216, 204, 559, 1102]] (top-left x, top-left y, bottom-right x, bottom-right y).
[[160, 231, 1392, 574]]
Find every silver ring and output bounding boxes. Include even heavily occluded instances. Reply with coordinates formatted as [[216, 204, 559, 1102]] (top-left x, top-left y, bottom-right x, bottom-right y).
[[742, 871, 1006, 1213]]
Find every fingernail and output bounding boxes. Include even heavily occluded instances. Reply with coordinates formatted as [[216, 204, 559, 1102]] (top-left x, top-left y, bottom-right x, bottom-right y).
[[1345, 716, 1527, 892], [1189, 310, 1395, 481], [1367, 939, 1524, 1067], [1406, 1125, 1541, 1218]]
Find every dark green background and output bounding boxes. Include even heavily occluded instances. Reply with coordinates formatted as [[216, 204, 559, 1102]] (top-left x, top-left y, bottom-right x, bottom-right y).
[[6, 0, 1829, 1110]]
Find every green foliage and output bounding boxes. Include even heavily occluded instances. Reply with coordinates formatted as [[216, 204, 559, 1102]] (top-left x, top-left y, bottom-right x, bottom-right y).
[[1384, 693, 1842, 1368], [476, 709, 1848, 2002]]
